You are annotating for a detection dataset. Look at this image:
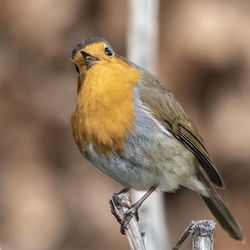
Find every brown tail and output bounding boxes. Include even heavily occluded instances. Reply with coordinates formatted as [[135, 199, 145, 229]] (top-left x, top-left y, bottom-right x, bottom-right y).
[[198, 171, 244, 241]]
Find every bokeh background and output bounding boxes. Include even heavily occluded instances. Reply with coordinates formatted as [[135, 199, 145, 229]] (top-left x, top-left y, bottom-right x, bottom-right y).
[[0, 0, 250, 249]]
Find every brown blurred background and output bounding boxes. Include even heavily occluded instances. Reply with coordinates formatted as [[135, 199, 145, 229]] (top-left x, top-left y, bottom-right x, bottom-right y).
[[0, 0, 250, 249]]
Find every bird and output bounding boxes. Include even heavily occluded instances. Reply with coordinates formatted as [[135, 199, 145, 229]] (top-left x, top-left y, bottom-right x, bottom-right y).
[[70, 37, 243, 241]]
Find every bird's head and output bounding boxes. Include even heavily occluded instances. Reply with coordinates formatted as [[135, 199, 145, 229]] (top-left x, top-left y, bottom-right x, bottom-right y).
[[71, 37, 115, 74]]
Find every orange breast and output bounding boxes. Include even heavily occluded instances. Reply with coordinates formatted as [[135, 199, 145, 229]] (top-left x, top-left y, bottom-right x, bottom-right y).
[[72, 57, 141, 155]]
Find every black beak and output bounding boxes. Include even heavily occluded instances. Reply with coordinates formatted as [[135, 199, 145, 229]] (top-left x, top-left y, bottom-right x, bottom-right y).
[[80, 50, 99, 62]]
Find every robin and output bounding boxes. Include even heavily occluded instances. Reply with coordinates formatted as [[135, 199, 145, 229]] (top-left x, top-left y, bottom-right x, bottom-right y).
[[71, 37, 243, 241]]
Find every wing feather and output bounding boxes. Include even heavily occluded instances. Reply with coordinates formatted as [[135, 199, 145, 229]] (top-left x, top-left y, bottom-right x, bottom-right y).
[[137, 71, 224, 188]]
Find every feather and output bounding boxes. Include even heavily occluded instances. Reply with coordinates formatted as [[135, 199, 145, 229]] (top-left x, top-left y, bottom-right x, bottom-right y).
[[137, 70, 224, 188]]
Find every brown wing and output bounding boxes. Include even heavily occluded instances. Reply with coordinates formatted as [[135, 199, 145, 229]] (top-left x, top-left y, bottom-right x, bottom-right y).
[[138, 71, 224, 188]]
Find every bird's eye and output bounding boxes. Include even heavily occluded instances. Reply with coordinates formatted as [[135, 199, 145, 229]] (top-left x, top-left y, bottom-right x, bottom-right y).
[[105, 47, 113, 56], [75, 65, 79, 73]]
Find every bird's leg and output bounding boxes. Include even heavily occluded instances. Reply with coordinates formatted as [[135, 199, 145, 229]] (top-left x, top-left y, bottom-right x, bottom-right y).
[[109, 187, 130, 224], [121, 185, 157, 233]]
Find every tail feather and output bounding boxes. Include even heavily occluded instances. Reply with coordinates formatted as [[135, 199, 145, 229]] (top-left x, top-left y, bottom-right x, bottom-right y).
[[198, 171, 244, 241]]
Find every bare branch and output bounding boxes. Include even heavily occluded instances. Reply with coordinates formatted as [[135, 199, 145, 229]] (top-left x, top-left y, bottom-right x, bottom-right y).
[[173, 220, 216, 250]]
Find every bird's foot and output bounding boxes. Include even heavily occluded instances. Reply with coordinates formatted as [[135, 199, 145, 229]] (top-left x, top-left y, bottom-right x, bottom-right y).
[[109, 185, 156, 234], [109, 194, 127, 225], [110, 195, 140, 234], [109, 188, 138, 234], [120, 202, 141, 233]]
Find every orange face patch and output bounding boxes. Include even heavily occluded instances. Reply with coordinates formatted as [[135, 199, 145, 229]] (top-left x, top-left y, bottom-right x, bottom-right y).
[[83, 42, 110, 59], [72, 42, 113, 75], [72, 50, 141, 155]]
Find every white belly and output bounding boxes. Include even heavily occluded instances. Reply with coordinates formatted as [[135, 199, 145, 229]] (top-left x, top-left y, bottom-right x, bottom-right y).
[[85, 136, 196, 192]]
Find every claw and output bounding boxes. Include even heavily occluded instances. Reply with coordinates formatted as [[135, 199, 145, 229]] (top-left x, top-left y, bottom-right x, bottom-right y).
[[109, 185, 157, 235], [109, 198, 122, 224], [109, 188, 131, 233]]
